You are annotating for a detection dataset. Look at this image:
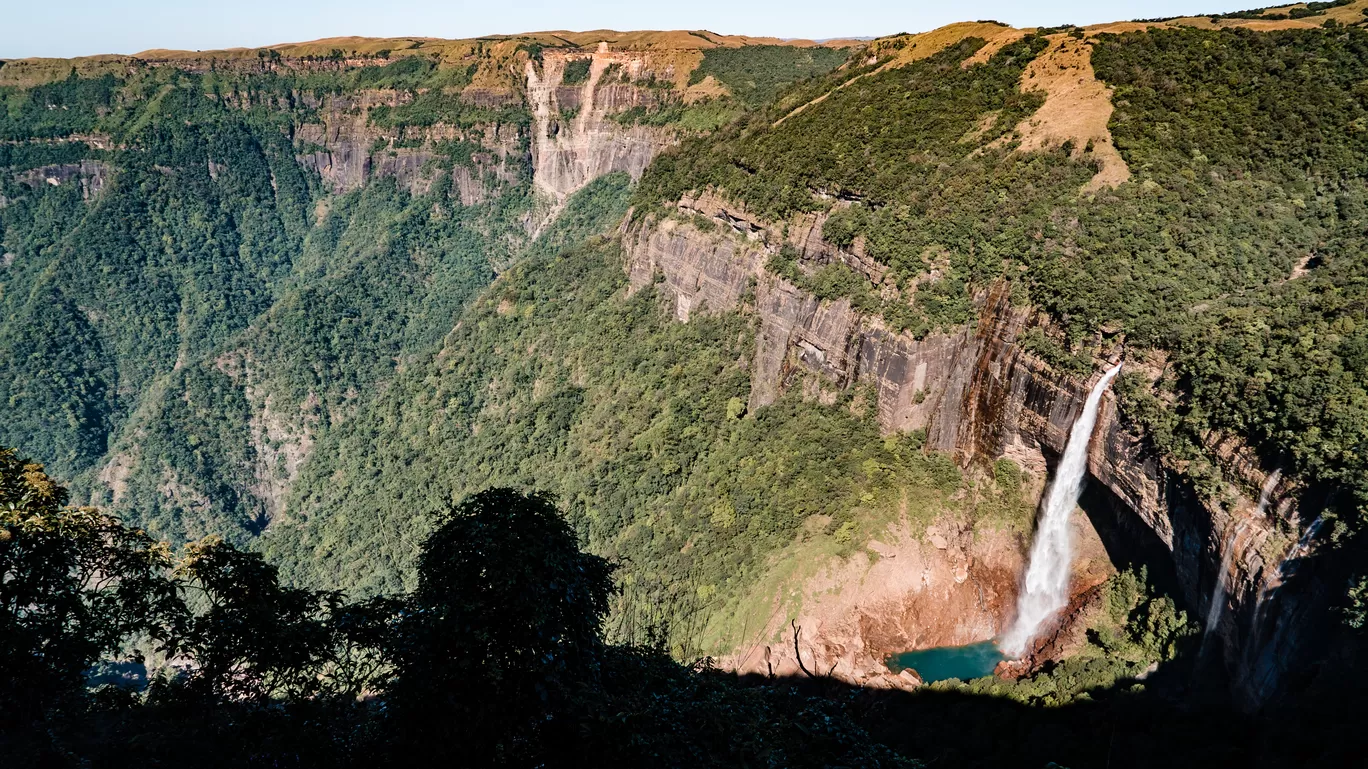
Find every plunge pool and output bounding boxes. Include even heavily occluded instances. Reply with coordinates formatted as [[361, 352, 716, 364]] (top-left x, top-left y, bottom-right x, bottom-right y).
[[885, 641, 1006, 683]]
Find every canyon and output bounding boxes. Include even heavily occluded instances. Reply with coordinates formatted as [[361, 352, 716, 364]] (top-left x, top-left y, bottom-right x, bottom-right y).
[[4, 14, 1356, 714], [619, 194, 1327, 705]]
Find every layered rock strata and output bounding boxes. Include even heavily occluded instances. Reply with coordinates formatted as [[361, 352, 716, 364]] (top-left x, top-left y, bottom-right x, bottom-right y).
[[622, 195, 1325, 705], [527, 47, 679, 201], [293, 89, 525, 202]]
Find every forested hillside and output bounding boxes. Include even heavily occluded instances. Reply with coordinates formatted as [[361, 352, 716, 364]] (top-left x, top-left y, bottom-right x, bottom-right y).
[[639, 24, 1368, 539], [0, 60, 533, 546], [261, 175, 1032, 656], [0, 36, 848, 550], [228, 20, 1368, 664], [6, 8, 1368, 762]]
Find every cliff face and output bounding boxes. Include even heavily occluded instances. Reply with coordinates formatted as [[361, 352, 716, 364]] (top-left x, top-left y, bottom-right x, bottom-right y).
[[622, 194, 1329, 706], [721, 504, 1118, 693], [12, 160, 110, 200], [292, 89, 525, 203], [526, 47, 678, 201]]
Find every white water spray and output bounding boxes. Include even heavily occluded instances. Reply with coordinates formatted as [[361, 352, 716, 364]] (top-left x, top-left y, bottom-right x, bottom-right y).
[[1201, 520, 1244, 651], [1249, 513, 1323, 654], [1280, 514, 1324, 575], [1203, 470, 1280, 649], [1256, 470, 1283, 519], [1000, 362, 1123, 658]]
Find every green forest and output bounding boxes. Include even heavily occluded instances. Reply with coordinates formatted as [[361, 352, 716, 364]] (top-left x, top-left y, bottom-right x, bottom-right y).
[[5, 12, 1368, 767], [3, 445, 1360, 767], [638, 26, 1368, 540], [0, 60, 537, 547]]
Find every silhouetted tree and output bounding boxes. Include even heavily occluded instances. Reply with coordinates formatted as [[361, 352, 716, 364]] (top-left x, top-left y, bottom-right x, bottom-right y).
[[387, 488, 614, 762], [0, 448, 183, 721], [170, 536, 398, 702]]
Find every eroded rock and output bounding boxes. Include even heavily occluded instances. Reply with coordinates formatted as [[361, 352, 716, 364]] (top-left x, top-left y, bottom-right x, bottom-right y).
[[623, 200, 1316, 705]]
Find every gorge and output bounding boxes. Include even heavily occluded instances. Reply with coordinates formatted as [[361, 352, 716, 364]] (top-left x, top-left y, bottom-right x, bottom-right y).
[[3, 3, 1368, 765]]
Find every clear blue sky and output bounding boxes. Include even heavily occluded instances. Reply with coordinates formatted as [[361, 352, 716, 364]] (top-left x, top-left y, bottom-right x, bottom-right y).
[[4, 1, 1257, 59]]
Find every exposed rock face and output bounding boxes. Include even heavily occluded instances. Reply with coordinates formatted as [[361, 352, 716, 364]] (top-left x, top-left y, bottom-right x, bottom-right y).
[[209, 348, 320, 531], [724, 507, 1113, 690], [293, 89, 525, 202], [729, 515, 1020, 687], [279, 44, 688, 217], [245, 389, 316, 526], [526, 48, 677, 201], [14, 160, 111, 199], [622, 196, 1325, 706]]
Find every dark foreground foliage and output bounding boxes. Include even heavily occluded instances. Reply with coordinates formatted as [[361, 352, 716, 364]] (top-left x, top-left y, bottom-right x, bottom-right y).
[[4, 448, 1368, 768]]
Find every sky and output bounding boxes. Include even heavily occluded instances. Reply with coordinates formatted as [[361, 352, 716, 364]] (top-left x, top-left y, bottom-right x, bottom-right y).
[[3, 0, 1260, 59]]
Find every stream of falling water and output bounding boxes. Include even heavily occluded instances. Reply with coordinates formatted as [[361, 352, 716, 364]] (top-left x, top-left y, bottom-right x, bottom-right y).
[[1252, 512, 1324, 617], [1200, 520, 1244, 654], [999, 362, 1123, 658], [1203, 470, 1281, 652]]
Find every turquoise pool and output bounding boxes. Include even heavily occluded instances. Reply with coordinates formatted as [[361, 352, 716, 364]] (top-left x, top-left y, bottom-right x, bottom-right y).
[[885, 641, 1005, 683]]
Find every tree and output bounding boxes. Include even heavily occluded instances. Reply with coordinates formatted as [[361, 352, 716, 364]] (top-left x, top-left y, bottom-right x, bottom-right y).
[[171, 535, 397, 702], [0, 447, 183, 721], [387, 488, 615, 761]]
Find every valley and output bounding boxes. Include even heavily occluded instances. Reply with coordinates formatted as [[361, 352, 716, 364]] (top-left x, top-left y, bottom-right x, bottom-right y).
[[3, 3, 1368, 765]]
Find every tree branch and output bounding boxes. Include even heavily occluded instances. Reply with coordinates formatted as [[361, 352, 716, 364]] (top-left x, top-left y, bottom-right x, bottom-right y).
[[791, 619, 816, 678]]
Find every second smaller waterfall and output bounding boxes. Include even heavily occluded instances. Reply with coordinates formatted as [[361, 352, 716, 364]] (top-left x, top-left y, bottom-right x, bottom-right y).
[[1201, 520, 1244, 653], [1205, 469, 1282, 649], [1000, 362, 1122, 658]]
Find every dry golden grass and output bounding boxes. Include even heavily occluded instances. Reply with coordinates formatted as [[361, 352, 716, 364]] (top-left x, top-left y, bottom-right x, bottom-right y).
[[1009, 34, 1130, 194], [1161, 0, 1368, 30], [125, 29, 842, 62], [0, 55, 139, 88], [540, 29, 839, 49], [1166, 16, 1320, 30], [137, 36, 442, 60], [683, 74, 731, 104], [961, 27, 1028, 67], [775, 22, 1019, 127], [1082, 21, 1172, 35], [1, 29, 853, 89], [869, 21, 1021, 67]]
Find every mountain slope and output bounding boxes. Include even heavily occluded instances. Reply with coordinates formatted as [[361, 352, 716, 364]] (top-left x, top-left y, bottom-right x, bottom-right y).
[[262, 15, 1368, 701], [4, 6, 1368, 710]]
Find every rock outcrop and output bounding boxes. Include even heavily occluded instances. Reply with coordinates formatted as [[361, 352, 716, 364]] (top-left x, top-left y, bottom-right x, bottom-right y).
[[622, 195, 1327, 706], [526, 46, 679, 201], [293, 89, 525, 202], [723, 507, 1115, 690], [14, 160, 111, 199]]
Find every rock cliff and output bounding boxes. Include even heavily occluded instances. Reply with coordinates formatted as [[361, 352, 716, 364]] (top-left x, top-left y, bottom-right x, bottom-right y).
[[13, 160, 110, 199], [621, 194, 1329, 706], [526, 46, 679, 202], [292, 89, 525, 202]]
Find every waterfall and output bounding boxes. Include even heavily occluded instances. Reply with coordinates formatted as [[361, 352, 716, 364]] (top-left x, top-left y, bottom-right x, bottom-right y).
[[1256, 469, 1283, 518], [1279, 514, 1324, 577], [1000, 362, 1123, 658], [1248, 514, 1323, 663], [1201, 520, 1244, 652], [1202, 470, 1279, 650]]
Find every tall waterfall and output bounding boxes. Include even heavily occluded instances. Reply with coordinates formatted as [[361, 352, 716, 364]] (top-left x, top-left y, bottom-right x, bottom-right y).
[[1000, 362, 1123, 657], [1248, 513, 1322, 663]]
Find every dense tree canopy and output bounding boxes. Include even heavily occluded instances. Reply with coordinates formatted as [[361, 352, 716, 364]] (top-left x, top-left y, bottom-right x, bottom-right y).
[[637, 27, 1368, 535], [4, 18, 1368, 766]]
